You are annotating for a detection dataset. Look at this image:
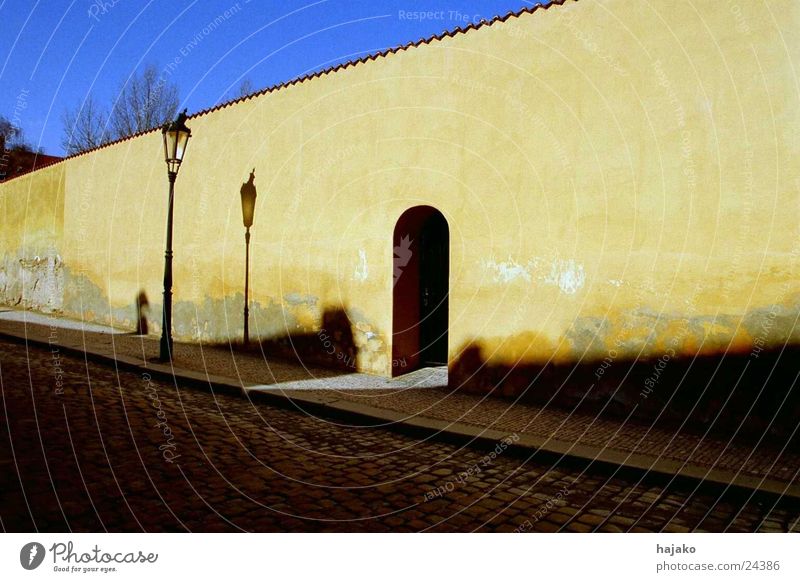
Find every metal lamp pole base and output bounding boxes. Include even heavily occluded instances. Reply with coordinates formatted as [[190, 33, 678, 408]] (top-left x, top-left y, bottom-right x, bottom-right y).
[[159, 172, 176, 361]]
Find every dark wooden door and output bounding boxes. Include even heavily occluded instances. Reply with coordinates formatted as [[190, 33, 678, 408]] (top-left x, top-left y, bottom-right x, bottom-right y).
[[419, 213, 449, 366]]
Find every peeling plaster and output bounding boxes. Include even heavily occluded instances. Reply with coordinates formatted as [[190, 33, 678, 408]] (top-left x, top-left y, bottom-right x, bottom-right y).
[[354, 249, 369, 281], [283, 293, 319, 307], [544, 259, 586, 295], [1, 250, 64, 313], [482, 256, 586, 295], [482, 258, 534, 283], [566, 315, 612, 357]]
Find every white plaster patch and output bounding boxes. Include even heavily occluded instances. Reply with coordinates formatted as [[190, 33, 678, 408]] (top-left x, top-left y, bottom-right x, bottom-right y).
[[544, 259, 586, 295], [354, 249, 368, 281], [482, 256, 585, 295], [608, 279, 623, 287], [482, 258, 532, 283]]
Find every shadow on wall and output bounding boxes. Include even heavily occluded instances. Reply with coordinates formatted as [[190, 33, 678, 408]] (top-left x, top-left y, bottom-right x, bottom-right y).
[[59, 270, 370, 374], [213, 307, 359, 374], [450, 341, 800, 446], [134, 290, 149, 335]]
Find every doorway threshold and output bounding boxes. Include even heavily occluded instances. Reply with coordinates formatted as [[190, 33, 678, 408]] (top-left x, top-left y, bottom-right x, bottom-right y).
[[246, 365, 448, 392]]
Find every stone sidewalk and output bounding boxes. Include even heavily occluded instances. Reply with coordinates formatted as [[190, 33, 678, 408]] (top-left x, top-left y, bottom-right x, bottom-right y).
[[1, 309, 798, 499]]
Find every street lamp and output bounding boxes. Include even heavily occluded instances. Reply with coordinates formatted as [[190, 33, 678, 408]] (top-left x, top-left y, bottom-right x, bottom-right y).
[[240, 169, 257, 345], [159, 109, 191, 361]]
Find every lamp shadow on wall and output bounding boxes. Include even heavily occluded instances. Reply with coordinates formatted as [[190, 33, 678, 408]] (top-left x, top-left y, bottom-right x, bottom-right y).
[[450, 341, 800, 448], [213, 307, 359, 379]]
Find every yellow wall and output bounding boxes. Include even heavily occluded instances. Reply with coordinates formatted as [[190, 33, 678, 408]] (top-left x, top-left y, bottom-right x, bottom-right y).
[[2, 0, 799, 380], [0, 163, 65, 311]]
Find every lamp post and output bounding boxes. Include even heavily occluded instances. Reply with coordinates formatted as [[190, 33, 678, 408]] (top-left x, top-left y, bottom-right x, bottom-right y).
[[159, 109, 191, 362], [240, 169, 257, 345]]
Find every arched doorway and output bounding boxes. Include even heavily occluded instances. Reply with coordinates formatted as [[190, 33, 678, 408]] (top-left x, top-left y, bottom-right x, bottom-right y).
[[392, 206, 449, 375]]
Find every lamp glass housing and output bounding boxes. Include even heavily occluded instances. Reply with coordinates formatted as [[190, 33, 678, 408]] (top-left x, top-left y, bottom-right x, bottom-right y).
[[162, 110, 191, 175]]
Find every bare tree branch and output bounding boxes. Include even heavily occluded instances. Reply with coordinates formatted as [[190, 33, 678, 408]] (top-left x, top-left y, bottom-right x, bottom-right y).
[[61, 95, 109, 155], [110, 64, 179, 140]]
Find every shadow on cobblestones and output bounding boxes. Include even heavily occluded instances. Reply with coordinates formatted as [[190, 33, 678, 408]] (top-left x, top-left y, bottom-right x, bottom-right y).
[[208, 307, 360, 377], [2, 340, 799, 532], [451, 342, 800, 449]]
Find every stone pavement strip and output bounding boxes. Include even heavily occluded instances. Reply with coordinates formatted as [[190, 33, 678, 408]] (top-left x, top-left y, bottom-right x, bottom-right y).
[[1, 309, 798, 501]]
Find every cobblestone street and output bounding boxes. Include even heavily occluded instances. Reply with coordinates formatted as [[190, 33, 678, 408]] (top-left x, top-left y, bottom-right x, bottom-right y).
[[1, 340, 799, 532]]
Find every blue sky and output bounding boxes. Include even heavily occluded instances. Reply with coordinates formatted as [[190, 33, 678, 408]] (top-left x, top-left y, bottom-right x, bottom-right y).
[[0, 0, 545, 155]]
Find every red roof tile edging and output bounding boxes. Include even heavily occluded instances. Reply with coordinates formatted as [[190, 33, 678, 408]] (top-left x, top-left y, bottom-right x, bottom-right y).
[[2, 0, 573, 183]]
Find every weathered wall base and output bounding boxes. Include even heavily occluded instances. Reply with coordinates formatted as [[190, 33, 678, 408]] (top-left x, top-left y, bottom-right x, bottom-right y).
[[0, 249, 63, 313]]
